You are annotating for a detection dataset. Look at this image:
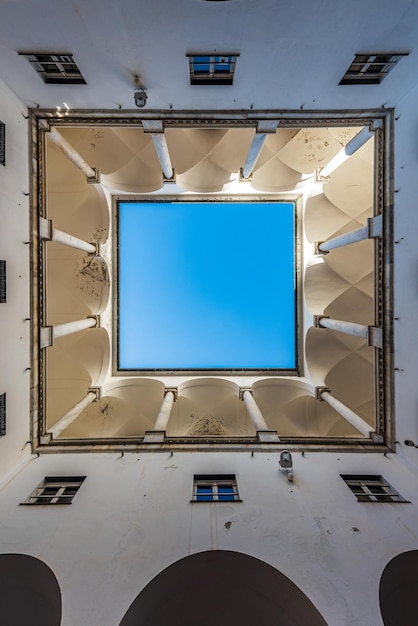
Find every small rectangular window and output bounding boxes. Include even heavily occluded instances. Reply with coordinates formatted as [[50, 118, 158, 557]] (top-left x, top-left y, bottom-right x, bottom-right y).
[[19, 53, 86, 84], [339, 53, 408, 85], [0, 122, 5, 166], [0, 393, 5, 436], [21, 476, 86, 505], [188, 54, 238, 85], [0, 260, 5, 303], [341, 474, 408, 503], [192, 475, 241, 502]]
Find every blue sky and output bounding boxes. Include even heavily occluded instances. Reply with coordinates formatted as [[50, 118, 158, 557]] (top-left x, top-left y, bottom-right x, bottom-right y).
[[119, 201, 295, 369]]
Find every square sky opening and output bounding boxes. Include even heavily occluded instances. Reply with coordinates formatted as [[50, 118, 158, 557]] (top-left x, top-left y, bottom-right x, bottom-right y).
[[118, 200, 296, 371]]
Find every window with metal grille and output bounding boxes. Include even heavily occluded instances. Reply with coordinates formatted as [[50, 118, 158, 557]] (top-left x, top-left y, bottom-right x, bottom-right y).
[[0, 260, 5, 303], [0, 122, 5, 166], [21, 476, 86, 505], [339, 53, 408, 85], [341, 474, 408, 503], [188, 54, 238, 85], [192, 475, 241, 502], [19, 53, 86, 84], [0, 393, 5, 436]]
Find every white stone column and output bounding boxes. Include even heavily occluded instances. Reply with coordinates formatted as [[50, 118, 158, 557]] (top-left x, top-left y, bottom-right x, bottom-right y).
[[316, 387, 372, 437], [47, 127, 100, 182], [316, 215, 382, 253], [319, 122, 382, 178], [40, 217, 96, 254], [241, 389, 280, 442], [315, 316, 383, 348], [143, 389, 177, 443], [151, 134, 173, 179], [40, 317, 98, 348], [48, 390, 99, 439], [154, 390, 175, 431], [242, 120, 279, 179], [142, 120, 174, 179]]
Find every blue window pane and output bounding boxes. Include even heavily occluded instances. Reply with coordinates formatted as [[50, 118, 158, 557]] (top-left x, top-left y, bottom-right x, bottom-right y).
[[218, 485, 234, 501], [197, 485, 213, 501], [214, 56, 231, 72], [193, 56, 211, 74]]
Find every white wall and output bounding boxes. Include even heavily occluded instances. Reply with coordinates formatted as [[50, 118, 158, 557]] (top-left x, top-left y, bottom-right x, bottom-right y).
[[0, 78, 33, 477], [390, 84, 418, 472], [0, 450, 417, 625]]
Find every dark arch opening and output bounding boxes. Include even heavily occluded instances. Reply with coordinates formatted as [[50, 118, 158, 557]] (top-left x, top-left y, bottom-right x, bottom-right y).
[[120, 550, 327, 626], [380, 550, 418, 625], [0, 553, 61, 626]]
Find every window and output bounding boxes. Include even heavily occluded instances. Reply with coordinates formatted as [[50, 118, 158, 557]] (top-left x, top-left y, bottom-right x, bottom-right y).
[[341, 475, 408, 502], [339, 53, 408, 85], [0, 121, 4, 166], [0, 393, 5, 436], [21, 476, 86, 505], [19, 53, 86, 84], [188, 54, 238, 85], [192, 475, 240, 501], [0, 260, 5, 303]]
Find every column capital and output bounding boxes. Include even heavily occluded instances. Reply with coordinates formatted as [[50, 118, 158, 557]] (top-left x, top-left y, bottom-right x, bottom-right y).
[[164, 387, 178, 401], [239, 387, 253, 401], [86, 167, 101, 184], [367, 214, 383, 238], [314, 315, 329, 327], [142, 120, 164, 134], [88, 386, 102, 401], [40, 326, 53, 348], [143, 431, 165, 443], [255, 120, 280, 134], [314, 241, 329, 255], [257, 430, 280, 442], [39, 217, 53, 240], [368, 326, 383, 348], [87, 315, 101, 328], [315, 386, 331, 401]]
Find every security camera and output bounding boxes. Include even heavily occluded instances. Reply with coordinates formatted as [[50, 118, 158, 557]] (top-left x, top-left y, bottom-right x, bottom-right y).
[[134, 88, 147, 108]]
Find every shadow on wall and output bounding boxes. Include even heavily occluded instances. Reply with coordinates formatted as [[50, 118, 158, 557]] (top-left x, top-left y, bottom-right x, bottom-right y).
[[119, 550, 328, 626], [380, 550, 418, 626], [0, 553, 61, 625]]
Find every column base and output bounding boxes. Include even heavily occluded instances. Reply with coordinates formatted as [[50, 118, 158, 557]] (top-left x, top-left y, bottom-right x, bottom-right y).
[[143, 430, 165, 443], [257, 430, 280, 442]]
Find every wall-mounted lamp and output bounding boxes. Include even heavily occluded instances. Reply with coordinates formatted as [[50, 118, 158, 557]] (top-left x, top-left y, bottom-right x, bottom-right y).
[[133, 75, 147, 108], [134, 88, 147, 108], [279, 450, 294, 482]]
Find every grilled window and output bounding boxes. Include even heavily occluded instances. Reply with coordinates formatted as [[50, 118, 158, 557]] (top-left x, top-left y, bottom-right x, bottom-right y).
[[21, 476, 86, 505], [188, 54, 238, 85], [19, 53, 86, 84], [339, 53, 408, 85], [341, 474, 408, 502], [192, 475, 241, 502]]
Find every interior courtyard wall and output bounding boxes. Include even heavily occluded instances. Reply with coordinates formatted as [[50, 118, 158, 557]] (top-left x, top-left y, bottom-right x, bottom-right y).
[[0, 450, 417, 626], [389, 86, 418, 472], [0, 79, 32, 478]]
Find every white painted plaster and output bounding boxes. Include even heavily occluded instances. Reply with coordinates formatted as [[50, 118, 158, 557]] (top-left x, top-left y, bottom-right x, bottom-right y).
[[0, 78, 33, 474], [0, 451, 416, 625]]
